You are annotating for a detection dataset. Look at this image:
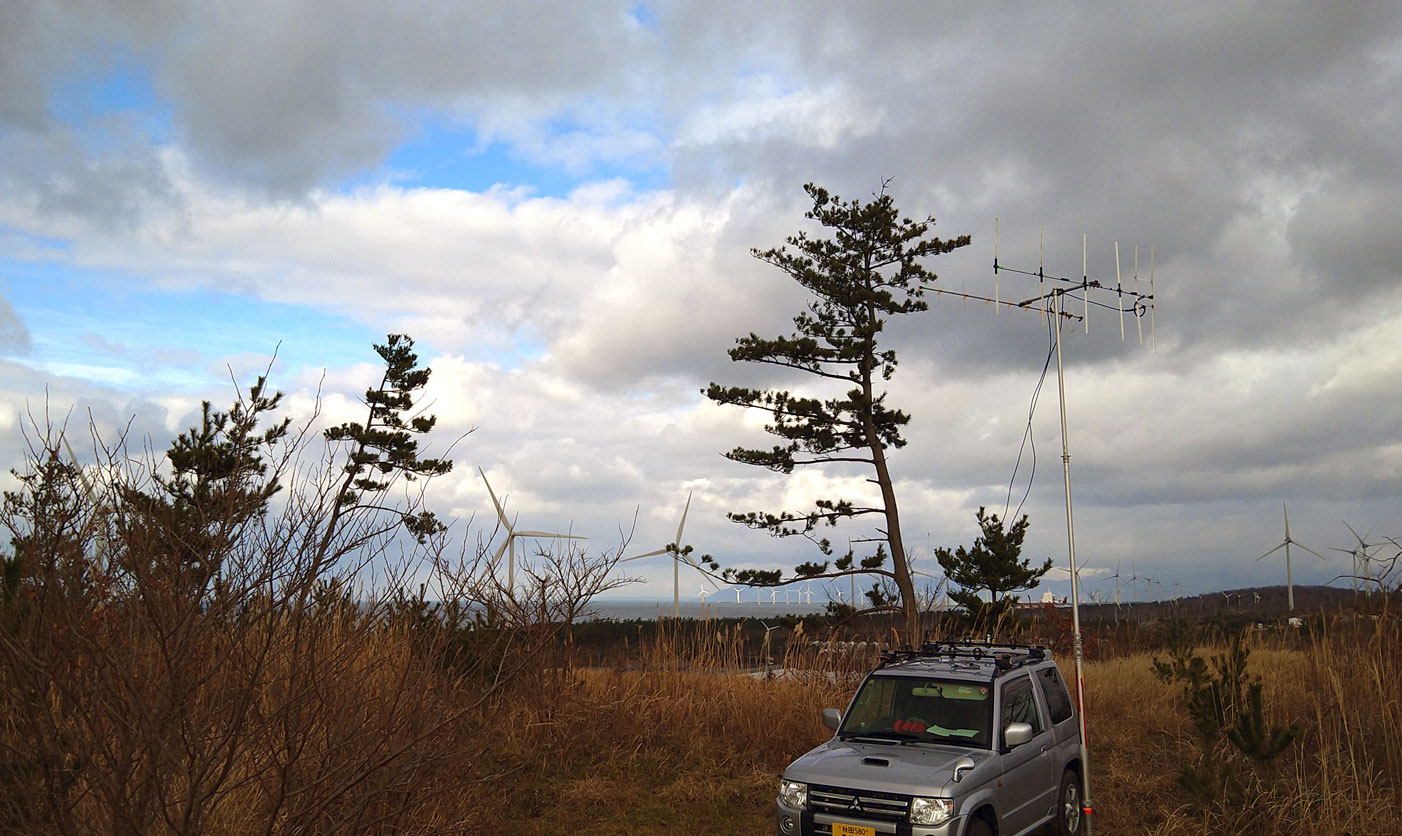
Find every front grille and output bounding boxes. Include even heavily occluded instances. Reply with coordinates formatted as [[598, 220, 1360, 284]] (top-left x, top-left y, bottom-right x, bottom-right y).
[[809, 784, 910, 821]]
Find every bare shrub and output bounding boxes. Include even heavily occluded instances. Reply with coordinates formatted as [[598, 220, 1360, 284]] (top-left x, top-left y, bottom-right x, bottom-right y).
[[0, 340, 629, 835]]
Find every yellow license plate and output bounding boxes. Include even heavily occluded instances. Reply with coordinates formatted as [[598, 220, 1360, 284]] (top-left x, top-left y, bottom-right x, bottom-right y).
[[832, 824, 876, 836]]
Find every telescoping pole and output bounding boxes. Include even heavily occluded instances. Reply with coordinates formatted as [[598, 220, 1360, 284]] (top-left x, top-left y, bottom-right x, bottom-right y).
[[1053, 291, 1094, 833]]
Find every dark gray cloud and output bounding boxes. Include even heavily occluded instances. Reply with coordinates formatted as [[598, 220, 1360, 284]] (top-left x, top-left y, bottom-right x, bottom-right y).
[[4, 0, 1402, 599]]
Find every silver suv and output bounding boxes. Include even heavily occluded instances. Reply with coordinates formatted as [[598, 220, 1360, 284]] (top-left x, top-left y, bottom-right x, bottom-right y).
[[776, 641, 1085, 836]]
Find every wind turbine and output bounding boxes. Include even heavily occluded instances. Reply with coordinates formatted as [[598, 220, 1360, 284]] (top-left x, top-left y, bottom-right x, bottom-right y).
[[1332, 521, 1382, 596], [622, 491, 718, 619], [760, 621, 780, 668], [479, 467, 586, 590], [1047, 562, 1096, 584], [1257, 503, 1324, 612], [62, 433, 111, 572], [1108, 559, 1124, 607]]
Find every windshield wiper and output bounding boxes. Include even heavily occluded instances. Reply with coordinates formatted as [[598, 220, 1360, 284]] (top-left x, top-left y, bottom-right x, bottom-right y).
[[841, 730, 923, 744]]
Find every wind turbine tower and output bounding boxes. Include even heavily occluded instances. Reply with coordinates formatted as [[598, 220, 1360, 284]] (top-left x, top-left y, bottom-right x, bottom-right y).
[[622, 491, 718, 618], [479, 467, 586, 590], [1257, 503, 1324, 612]]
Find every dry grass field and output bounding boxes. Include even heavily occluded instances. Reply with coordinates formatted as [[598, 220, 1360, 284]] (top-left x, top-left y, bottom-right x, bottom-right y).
[[479, 614, 1402, 835], [3, 584, 1397, 834]]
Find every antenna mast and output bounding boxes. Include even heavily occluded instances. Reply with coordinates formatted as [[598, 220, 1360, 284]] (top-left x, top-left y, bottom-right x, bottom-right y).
[[924, 225, 1157, 836]]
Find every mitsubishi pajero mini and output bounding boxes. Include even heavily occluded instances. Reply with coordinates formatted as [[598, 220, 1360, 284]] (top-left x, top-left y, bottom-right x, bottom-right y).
[[776, 641, 1086, 836]]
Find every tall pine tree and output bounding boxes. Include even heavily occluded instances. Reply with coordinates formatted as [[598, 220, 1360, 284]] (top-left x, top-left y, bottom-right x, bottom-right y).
[[706, 181, 970, 641]]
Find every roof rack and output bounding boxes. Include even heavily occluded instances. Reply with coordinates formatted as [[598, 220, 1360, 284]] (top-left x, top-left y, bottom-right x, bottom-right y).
[[877, 640, 1048, 674]]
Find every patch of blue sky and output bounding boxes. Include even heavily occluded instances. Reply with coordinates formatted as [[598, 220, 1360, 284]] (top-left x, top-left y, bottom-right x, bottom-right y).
[[46, 48, 173, 147], [0, 226, 73, 258], [627, 3, 658, 30], [4, 261, 378, 395], [347, 116, 669, 199]]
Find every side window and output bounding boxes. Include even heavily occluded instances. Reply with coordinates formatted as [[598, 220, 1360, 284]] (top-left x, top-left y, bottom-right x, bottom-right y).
[[1038, 666, 1075, 725], [1000, 676, 1044, 737]]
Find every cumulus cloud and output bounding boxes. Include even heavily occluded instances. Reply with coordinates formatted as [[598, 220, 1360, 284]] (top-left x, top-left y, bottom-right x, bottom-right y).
[[5, 1, 1402, 598]]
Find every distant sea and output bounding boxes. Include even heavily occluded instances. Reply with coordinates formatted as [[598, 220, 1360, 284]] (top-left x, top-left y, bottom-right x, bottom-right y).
[[587, 597, 829, 621]]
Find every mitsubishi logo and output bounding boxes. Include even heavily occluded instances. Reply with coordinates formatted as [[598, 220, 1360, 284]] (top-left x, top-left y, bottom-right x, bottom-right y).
[[847, 798, 864, 814]]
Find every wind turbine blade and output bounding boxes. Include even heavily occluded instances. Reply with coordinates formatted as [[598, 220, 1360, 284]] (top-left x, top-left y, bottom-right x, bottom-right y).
[[1257, 542, 1287, 561], [1342, 520, 1378, 550], [679, 552, 721, 589], [674, 491, 692, 545], [479, 467, 512, 528], [1298, 542, 1326, 560], [1282, 503, 1291, 540], [622, 547, 667, 561], [513, 530, 587, 540], [62, 435, 100, 502]]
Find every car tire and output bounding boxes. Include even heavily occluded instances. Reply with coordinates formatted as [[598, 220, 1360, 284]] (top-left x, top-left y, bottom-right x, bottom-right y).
[[963, 816, 993, 836], [1052, 769, 1084, 836]]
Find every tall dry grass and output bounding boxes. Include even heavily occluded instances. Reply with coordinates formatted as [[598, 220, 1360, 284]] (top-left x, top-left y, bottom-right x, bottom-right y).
[[6, 578, 1398, 834], [1084, 615, 1400, 835], [4, 407, 1397, 834], [455, 613, 1401, 835]]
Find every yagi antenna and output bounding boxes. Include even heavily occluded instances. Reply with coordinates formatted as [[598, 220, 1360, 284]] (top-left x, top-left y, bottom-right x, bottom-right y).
[[1150, 246, 1156, 353], [1134, 246, 1143, 346], [1115, 241, 1125, 340], [994, 217, 1000, 314], [1082, 234, 1089, 333], [1039, 226, 1047, 325], [927, 226, 1157, 345]]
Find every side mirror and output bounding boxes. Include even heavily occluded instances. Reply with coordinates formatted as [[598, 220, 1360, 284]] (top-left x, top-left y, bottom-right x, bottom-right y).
[[1003, 722, 1034, 748], [952, 756, 976, 783], [822, 708, 843, 731]]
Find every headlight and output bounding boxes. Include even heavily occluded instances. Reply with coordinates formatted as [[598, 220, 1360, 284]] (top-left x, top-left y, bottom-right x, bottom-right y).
[[778, 779, 808, 810], [909, 796, 954, 826]]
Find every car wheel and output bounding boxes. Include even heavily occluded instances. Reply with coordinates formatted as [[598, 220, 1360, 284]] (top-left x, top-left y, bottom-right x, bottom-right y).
[[963, 816, 993, 836], [1053, 770, 1084, 836]]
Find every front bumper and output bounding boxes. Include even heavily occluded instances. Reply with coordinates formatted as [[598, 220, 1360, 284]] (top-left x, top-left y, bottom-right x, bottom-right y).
[[775, 800, 967, 836]]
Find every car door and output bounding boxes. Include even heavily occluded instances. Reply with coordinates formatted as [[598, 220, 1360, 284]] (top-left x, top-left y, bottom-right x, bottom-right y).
[[1036, 664, 1080, 766], [995, 674, 1056, 835]]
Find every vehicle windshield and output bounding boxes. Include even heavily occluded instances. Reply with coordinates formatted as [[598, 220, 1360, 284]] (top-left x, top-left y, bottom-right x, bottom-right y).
[[839, 675, 993, 749]]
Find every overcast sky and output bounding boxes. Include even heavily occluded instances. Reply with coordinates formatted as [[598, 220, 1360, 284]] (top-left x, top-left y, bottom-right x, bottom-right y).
[[3, 1, 1400, 604]]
